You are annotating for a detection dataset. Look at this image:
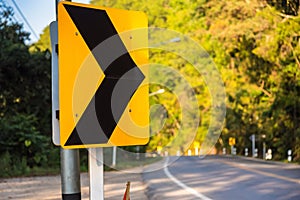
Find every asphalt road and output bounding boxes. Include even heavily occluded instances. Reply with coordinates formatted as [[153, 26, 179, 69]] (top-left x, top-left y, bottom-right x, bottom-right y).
[[143, 156, 300, 200]]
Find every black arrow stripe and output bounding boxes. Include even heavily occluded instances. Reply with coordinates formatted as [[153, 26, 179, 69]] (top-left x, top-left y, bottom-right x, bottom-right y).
[[63, 4, 139, 78], [63, 4, 145, 146]]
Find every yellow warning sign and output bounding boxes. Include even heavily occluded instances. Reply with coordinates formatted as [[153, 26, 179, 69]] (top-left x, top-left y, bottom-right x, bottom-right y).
[[58, 2, 149, 149], [229, 137, 236, 146]]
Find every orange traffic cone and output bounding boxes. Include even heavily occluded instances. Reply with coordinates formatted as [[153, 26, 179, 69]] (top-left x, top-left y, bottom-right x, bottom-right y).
[[123, 181, 130, 200]]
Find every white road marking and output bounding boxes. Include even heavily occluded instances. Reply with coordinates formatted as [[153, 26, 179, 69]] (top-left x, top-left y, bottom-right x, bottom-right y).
[[163, 157, 213, 200]]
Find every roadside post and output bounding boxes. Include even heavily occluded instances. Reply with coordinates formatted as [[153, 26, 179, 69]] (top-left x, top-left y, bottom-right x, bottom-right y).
[[232, 147, 237, 155], [266, 148, 272, 160], [222, 147, 226, 155], [194, 141, 200, 156], [53, 1, 149, 199], [288, 149, 292, 162], [254, 148, 258, 158], [263, 142, 266, 159], [245, 148, 248, 156], [262, 134, 266, 159]]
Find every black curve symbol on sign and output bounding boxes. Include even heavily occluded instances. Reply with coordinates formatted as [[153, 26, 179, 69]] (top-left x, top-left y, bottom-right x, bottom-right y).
[[64, 4, 145, 146]]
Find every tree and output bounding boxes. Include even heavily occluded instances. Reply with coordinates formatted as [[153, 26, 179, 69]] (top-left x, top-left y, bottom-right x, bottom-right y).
[[267, 0, 300, 16], [35, 0, 300, 161], [32, 26, 50, 52], [0, 4, 53, 172], [202, 0, 300, 160]]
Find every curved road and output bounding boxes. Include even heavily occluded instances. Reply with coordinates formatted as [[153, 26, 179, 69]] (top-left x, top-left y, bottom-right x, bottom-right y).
[[143, 156, 300, 200]]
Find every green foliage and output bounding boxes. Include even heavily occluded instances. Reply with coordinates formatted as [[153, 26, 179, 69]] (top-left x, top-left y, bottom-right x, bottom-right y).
[[0, 4, 54, 176], [204, 0, 300, 160], [88, 0, 300, 161], [0, 151, 30, 177], [0, 114, 47, 160]]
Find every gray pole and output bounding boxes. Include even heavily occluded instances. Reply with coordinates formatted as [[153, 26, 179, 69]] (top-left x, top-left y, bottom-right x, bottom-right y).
[[61, 149, 81, 199], [112, 146, 117, 167], [263, 141, 266, 159], [252, 134, 255, 157], [55, 0, 81, 199]]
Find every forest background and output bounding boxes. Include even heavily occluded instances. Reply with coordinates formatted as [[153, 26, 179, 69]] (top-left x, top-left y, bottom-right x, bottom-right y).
[[0, 0, 299, 177]]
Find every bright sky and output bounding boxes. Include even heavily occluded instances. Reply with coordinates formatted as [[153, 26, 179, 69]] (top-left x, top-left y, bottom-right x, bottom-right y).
[[4, 0, 91, 43]]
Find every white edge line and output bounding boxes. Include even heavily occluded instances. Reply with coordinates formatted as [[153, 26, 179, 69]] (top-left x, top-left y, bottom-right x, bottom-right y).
[[163, 157, 213, 200]]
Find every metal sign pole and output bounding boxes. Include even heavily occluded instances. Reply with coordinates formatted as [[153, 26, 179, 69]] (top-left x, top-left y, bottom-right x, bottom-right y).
[[252, 134, 255, 157], [54, 1, 81, 200], [61, 149, 81, 200], [89, 148, 104, 200], [56, 2, 149, 199]]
